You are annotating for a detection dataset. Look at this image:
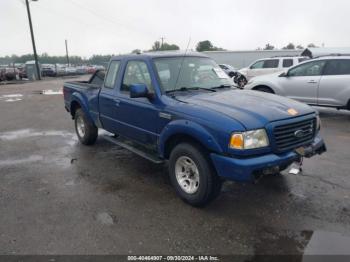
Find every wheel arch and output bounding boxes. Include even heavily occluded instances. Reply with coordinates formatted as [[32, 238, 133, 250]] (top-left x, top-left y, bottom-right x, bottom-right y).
[[70, 100, 81, 118], [159, 120, 223, 159], [69, 93, 94, 124], [252, 85, 275, 94]]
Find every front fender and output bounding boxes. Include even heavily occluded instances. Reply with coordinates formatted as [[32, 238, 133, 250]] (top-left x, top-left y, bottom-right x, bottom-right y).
[[70, 92, 94, 124], [158, 119, 223, 158]]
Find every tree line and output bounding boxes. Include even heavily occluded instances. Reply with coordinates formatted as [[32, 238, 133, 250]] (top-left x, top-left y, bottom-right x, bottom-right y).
[[258, 43, 319, 50], [0, 40, 319, 65]]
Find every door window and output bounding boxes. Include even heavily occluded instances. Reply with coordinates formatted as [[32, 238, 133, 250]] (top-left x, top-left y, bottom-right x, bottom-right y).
[[323, 59, 350, 75], [282, 59, 293, 68], [263, 59, 279, 68], [104, 61, 120, 88], [250, 60, 264, 69], [288, 60, 326, 77], [121, 61, 154, 92]]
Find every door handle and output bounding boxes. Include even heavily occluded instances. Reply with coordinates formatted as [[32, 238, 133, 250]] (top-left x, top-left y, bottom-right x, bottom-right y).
[[114, 99, 120, 107], [307, 80, 317, 84]]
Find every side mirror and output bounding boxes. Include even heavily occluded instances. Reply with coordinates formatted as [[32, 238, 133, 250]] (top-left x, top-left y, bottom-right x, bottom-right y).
[[279, 72, 288, 77], [130, 83, 150, 98]]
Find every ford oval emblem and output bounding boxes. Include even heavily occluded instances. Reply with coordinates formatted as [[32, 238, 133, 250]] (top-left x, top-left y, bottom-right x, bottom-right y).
[[294, 130, 305, 138]]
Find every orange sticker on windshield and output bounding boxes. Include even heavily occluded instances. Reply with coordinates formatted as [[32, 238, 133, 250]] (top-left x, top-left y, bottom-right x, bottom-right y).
[[287, 108, 298, 116]]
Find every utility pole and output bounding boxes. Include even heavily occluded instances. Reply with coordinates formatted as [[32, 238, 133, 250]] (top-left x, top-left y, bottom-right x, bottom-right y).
[[25, 0, 41, 80], [65, 39, 70, 67], [160, 37, 165, 49]]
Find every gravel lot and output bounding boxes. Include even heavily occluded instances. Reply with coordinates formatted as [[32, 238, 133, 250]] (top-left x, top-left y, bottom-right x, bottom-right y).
[[0, 77, 350, 257]]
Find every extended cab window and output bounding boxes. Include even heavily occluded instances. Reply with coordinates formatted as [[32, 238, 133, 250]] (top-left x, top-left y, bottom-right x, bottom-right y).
[[121, 61, 153, 92], [288, 60, 326, 77], [104, 61, 120, 88], [263, 59, 279, 68], [90, 70, 105, 86], [323, 59, 350, 75], [282, 59, 293, 68]]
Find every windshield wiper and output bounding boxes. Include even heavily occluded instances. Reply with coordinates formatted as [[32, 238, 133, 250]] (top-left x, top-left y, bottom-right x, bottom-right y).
[[166, 86, 216, 94], [210, 84, 233, 90]]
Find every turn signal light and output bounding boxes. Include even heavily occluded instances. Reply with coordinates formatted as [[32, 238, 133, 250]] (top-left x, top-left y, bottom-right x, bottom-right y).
[[230, 133, 244, 149]]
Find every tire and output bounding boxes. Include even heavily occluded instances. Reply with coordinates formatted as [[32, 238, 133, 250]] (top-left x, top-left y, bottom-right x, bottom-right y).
[[74, 108, 98, 145], [236, 75, 247, 88], [255, 86, 274, 94], [169, 143, 222, 207]]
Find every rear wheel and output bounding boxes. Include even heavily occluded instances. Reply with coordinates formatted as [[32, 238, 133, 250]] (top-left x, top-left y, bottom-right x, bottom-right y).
[[254, 86, 274, 94], [74, 108, 98, 145], [169, 143, 222, 207]]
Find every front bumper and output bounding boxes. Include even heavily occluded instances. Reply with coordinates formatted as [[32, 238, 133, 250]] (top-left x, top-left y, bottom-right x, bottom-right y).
[[210, 134, 326, 182]]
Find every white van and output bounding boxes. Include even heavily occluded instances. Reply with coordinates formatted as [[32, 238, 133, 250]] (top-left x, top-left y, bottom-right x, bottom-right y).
[[239, 56, 308, 81]]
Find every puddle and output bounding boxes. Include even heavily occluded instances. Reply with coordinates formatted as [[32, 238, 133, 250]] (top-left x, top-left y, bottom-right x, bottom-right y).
[[252, 228, 350, 259], [303, 231, 350, 256], [64, 180, 76, 186], [95, 212, 115, 225], [0, 129, 77, 169], [0, 155, 43, 166], [253, 228, 313, 255], [33, 89, 63, 95], [1, 94, 23, 98], [0, 94, 23, 102], [4, 98, 22, 102], [0, 129, 75, 141]]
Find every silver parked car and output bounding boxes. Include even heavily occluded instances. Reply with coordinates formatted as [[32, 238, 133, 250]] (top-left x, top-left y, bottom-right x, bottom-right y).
[[245, 56, 350, 110]]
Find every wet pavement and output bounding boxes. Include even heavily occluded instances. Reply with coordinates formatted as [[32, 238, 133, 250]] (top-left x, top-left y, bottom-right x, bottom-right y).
[[0, 77, 350, 258]]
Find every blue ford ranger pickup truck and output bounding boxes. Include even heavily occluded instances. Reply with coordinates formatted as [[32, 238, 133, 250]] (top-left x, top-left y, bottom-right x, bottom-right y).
[[63, 52, 326, 206]]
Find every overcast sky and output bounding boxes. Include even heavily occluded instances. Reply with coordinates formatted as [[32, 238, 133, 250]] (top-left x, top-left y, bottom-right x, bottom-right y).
[[1, 0, 349, 57]]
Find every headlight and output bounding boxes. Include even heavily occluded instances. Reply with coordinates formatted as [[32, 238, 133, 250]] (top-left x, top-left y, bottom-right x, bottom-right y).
[[316, 115, 321, 131], [229, 129, 269, 150]]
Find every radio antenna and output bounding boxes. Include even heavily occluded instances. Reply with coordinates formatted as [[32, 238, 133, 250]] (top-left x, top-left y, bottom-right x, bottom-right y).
[[173, 37, 191, 91]]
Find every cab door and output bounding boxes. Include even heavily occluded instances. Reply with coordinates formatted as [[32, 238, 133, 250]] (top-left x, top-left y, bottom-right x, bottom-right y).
[[279, 60, 326, 104], [113, 60, 160, 145], [99, 60, 123, 133]]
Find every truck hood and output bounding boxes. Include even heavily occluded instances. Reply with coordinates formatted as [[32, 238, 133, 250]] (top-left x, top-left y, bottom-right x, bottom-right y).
[[177, 89, 315, 130]]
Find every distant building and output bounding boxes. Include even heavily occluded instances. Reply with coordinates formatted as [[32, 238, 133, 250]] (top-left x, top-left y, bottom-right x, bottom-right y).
[[203, 49, 303, 69]]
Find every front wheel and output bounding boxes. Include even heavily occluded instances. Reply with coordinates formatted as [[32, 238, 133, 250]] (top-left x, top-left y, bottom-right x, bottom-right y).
[[169, 143, 222, 207], [235, 75, 247, 88], [74, 108, 98, 145]]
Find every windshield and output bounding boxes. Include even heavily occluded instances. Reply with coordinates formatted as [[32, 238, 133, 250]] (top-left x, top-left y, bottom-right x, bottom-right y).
[[153, 56, 232, 92]]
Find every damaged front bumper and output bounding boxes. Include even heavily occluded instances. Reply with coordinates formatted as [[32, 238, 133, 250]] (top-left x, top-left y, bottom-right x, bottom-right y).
[[295, 134, 327, 158], [210, 134, 326, 182]]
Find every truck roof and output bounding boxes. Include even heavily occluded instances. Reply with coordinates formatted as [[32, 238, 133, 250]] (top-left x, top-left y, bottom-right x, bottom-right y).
[[111, 51, 209, 60]]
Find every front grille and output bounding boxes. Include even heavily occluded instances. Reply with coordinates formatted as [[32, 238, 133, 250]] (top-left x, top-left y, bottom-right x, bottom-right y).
[[274, 117, 316, 152]]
